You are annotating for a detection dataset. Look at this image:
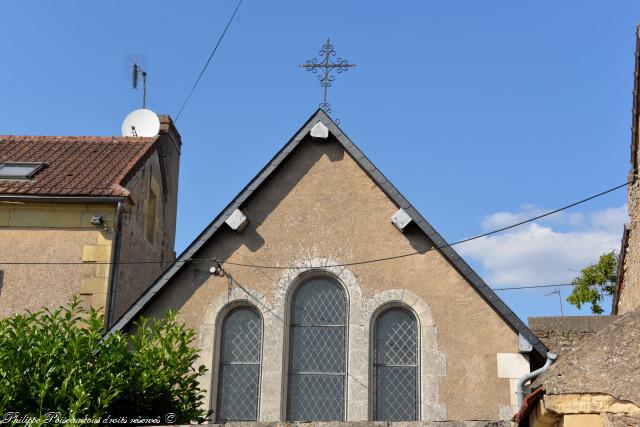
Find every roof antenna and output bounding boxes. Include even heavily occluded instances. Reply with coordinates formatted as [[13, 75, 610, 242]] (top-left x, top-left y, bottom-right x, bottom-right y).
[[132, 62, 148, 109]]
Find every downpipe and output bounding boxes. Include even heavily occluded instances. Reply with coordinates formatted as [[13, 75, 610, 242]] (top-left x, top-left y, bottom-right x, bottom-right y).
[[516, 352, 558, 408]]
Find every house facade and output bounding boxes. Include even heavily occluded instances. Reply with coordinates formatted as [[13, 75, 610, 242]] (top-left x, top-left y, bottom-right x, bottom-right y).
[[108, 110, 547, 423], [0, 116, 181, 326]]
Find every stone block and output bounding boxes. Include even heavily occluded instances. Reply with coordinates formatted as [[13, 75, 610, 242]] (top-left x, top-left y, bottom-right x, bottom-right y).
[[0, 208, 9, 226], [95, 263, 110, 278], [497, 353, 529, 379], [391, 208, 412, 231], [82, 245, 111, 262], [310, 121, 329, 139], [9, 210, 46, 226], [96, 230, 114, 245], [44, 210, 82, 228], [563, 414, 603, 427], [80, 277, 108, 294], [91, 293, 106, 311], [225, 209, 248, 231]]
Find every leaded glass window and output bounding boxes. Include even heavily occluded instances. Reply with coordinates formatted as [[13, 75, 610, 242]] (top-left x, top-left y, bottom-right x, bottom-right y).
[[373, 307, 418, 421], [287, 277, 347, 421], [216, 307, 262, 422]]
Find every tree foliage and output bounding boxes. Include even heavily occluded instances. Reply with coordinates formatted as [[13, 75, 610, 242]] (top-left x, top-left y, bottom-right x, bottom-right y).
[[0, 298, 209, 424], [566, 251, 618, 314]]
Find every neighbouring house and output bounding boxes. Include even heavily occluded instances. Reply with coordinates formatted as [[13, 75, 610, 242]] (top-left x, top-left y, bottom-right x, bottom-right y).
[[514, 26, 640, 427], [515, 311, 640, 426], [0, 115, 180, 326], [107, 109, 548, 423]]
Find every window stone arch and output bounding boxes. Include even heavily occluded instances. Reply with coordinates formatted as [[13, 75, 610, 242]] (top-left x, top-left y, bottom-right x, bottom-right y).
[[216, 306, 262, 421], [273, 258, 368, 421], [373, 305, 419, 421], [365, 289, 447, 421], [198, 287, 276, 421], [286, 275, 347, 421]]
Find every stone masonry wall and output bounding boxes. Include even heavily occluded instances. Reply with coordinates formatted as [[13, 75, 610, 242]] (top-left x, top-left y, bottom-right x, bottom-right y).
[[528, 316, 616, 356], [620, 176, 640, 315]]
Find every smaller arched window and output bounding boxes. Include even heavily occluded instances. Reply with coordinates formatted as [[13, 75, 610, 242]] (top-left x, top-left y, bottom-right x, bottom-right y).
[[373, 307, 418, 421], [216, 306, 262, 422]]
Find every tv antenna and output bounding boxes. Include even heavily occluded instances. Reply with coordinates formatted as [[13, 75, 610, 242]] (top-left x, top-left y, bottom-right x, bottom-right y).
[[545, 290, 564, 316], [132, 62, 148, 109]]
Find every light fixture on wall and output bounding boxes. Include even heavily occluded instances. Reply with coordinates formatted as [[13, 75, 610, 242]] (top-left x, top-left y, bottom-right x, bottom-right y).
[[89, 215, 108, 231], [209, 260, 224, 277]]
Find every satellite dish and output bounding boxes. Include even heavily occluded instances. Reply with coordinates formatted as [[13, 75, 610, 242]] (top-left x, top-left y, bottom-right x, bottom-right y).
[[121, 109, 160, 137]]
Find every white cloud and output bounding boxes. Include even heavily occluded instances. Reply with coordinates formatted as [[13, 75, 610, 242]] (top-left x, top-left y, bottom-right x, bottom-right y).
[[458, 204, 628, 287]]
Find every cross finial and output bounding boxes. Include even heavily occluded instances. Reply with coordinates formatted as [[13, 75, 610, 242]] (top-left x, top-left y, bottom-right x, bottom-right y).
[[299, 38, 356, 114]]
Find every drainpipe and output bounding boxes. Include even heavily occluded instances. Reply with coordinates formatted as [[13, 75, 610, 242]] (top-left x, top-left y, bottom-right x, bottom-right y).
[[105, 201, 124, 328], [516, 352, 557, 408]]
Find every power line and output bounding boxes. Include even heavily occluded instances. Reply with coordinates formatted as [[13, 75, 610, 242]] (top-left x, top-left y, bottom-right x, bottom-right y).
[[174, 0, 244, 122], [492, 283, 573, 291], [222, 180, 632, 270], [0, 180, 630, 267]]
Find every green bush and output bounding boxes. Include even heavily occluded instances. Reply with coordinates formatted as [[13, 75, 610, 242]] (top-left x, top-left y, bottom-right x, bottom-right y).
[[0, 298, 209, 424]]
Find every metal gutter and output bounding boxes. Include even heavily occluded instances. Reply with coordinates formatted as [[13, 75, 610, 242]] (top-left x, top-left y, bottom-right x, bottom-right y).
[[516, 352, 557, 408], [0, 195, 125, 204]]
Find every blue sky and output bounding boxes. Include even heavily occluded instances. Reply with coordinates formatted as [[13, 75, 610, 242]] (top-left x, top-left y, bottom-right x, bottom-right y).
[[1, 1, 638, 321]]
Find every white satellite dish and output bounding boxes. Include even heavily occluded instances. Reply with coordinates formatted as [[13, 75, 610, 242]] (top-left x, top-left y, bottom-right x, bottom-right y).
[[121, 109, 160, 137]]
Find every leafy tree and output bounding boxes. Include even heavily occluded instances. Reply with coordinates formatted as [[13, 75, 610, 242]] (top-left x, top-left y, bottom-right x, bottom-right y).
[[0, 298, 209, 424], [566, 251, 618, 314]]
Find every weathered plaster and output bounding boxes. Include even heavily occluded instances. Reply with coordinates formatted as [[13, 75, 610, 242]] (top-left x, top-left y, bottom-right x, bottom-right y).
[[132, 135, 521, 421]]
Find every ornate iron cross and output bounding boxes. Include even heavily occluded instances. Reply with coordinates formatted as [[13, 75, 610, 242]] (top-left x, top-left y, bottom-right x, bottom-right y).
[[299, 38, 356, 114]]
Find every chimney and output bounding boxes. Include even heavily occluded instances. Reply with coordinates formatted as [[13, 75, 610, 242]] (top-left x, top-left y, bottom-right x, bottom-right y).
[[158, 115, 181, 154]]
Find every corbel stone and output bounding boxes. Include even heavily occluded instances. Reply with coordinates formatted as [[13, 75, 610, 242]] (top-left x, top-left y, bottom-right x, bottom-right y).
[[225, 208, 248, 232], [391, 208, 413, 232], [310, 121, 329, 139]]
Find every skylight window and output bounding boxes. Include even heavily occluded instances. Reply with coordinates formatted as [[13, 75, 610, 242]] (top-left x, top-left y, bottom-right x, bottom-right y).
[[0, 162, 45, 179]]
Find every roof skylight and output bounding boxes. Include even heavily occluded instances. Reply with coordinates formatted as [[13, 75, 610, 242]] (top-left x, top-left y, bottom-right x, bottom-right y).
[[0, 162, 45, 179]]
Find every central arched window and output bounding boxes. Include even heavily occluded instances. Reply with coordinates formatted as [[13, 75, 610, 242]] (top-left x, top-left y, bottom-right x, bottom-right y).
[[216, 306, 262, 422], [373, 307, 419, 421], [287, 276, 347, 421]]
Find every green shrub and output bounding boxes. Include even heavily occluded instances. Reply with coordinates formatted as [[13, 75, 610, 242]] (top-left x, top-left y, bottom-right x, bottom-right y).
[[0, 298, 209, 424]]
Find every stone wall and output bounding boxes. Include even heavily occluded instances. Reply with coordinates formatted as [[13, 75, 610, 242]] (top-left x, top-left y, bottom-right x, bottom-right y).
[[111, 119, 181, 323], [528, 316, 616, 356]]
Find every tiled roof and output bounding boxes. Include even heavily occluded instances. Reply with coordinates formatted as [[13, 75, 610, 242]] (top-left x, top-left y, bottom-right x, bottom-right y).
[[0, 135, 158, 197]]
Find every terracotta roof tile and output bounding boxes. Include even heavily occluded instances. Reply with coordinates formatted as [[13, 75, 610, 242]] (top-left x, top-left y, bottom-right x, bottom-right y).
[[0, 135, 158, 197]]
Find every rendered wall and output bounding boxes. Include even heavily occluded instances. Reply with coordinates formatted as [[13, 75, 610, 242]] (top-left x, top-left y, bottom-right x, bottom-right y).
[[131, 136, 525, 421], [0, 202, 116, 317]]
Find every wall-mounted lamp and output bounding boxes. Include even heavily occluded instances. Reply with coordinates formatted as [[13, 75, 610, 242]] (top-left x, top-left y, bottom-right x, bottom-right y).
[[209, 260, 224, 277], [90, 215, 108, 231]]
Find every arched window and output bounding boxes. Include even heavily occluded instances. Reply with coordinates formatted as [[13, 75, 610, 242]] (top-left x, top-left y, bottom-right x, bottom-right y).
[[373, 307, 419, 421], [216, 306, 262, 422], [287, 277, 347, 421]]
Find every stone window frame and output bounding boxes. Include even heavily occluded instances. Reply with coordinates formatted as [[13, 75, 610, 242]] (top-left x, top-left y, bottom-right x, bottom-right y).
[[197, 258, 447, 422], [198, 287, 271, 422], [364, 289, 447, 421], [370, 302, 421, 421], [215, 304, 263, 422], [281, 269, 350, 421]]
